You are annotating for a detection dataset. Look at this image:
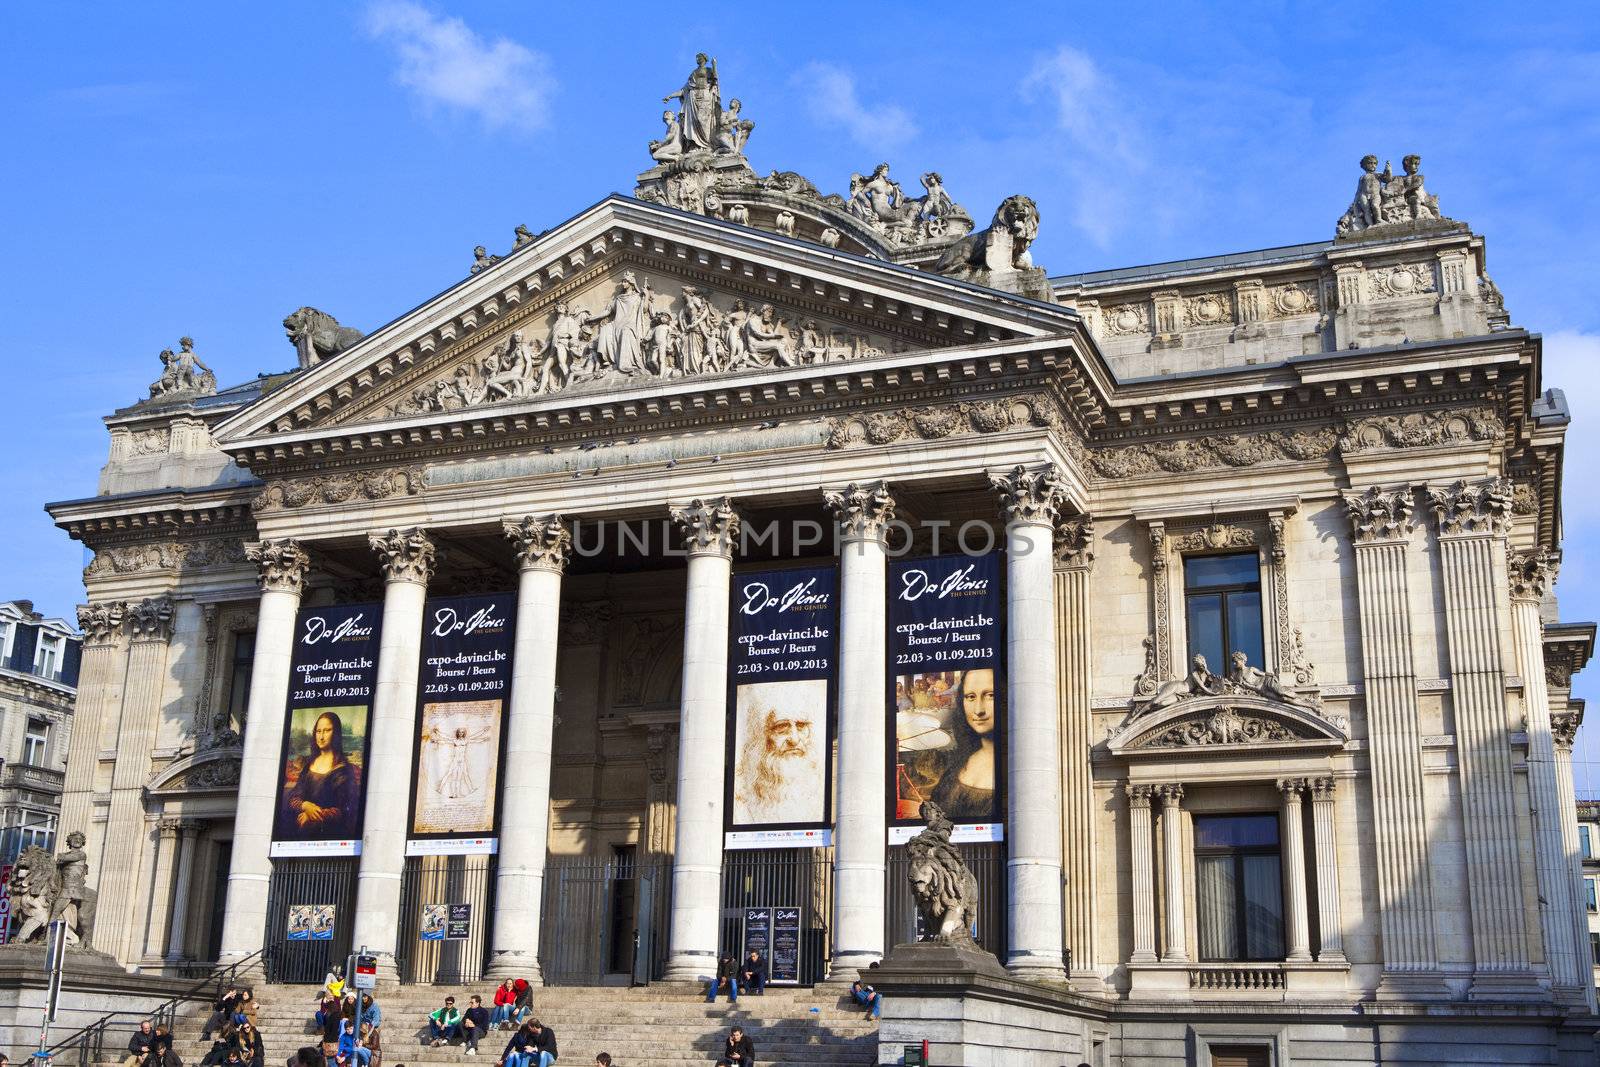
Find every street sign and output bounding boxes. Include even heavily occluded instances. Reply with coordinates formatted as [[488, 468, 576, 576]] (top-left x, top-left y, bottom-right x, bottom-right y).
[[351, 952, 378, 990]]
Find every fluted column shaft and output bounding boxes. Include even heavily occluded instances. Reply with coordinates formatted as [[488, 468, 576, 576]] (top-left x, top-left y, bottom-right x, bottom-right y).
[[1055, 516, 1097, 986], [142, 819, 183, 961], [165, 823, 199, 962], [1308, 777, 1346, 962], [1129, 785, 1157, 963], [1508, 549, 1585, 999], [1279, 779, 1311, 961], [1159, 784, 1187, 963], [489, 517, 570, 981], [826, 483, 893, 974], [663, 499, 739, 982], [58, 603, 127, 876], [353, 528, 436, 976], [1552, 712, 1597, 1012], [220, 540, 311, 968]]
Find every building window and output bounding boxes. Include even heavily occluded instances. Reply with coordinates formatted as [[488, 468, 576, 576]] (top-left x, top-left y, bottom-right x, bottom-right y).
[[1588, 877, 1598, 914], [22, 719, 48, 767], [1184, 553, 1264, 672], [7, 810, 56, 860], [1583, 824, 1595, 860], [1194, 813, 1284, 961], [1592, 932, 1600, 967], [226, 630, 256, 732], [35, 635, 60, 680]]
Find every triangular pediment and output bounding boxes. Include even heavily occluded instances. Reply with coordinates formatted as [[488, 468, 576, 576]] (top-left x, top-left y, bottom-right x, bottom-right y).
[[216, 196, 1083, 444]]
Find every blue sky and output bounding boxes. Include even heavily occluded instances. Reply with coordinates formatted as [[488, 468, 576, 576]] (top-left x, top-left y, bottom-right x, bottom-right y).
[[4, 3, 1600, 777]]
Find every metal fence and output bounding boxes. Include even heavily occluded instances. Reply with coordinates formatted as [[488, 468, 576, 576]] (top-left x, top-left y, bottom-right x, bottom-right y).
[[719, 847, 834, 987], [395, 854, 497, 985], [540, 855, 672, 985], [886, 841, 1007, 959], [263, 858, 357, 984]]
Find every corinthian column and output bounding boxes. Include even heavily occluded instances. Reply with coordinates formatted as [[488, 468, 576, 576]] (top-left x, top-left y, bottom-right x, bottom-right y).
[[58, 601, 126, 874], [1159, 784, 1187, 963], [1054, 515, 1098, 987], [99, 596, 175, 961], [1308, 777, 1345, 962], [220, 539, 311, 970], [1551, 709, 1596, 1011], [488, 516, 570, 982], [1424, 480, 1536, 995], [824, 481, 895, 975], [1128, 784, 1157, 964], [990, 464, 1067, 980], [1507, 548, 1587, 1002], [662, 499, 740, 982], [1278, 779, 1311, 962], [352, 528, 436, 978], [1343, 487, 1444, 997]]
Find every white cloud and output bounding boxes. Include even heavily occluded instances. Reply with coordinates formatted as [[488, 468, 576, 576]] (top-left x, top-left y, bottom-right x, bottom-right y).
[[363, 1, 553, 132], [794, 62, 917, 149]]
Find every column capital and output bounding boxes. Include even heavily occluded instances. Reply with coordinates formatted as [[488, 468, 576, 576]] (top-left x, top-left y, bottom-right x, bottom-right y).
[[246, 539, 311, 594], [1307, 775, 1338, 800], [1158, 782, 1184, 806], [990, 463, 1068, 527], [157, 817, 183, 838], [369, 527, 437, 584], [1277, 777, 1307, 799], [126, 597, 175, 642], [76, 601, 126, 645], [1147, 521, 1168, 573], [823, 481, 896, 542], [1508, 548, 1559, 601], [503, 515, 571, 573], [1552, 710, 1582, 751], [1344, 485, 1416, 544], [1127, 782, 1155, 809], [1427, 477, 1511, 538], [1054, 513, 1095, 570], [670, 497, 741, 558]]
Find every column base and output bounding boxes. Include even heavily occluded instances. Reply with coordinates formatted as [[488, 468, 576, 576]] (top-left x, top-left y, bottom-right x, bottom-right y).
[[828, 950, 883, 981], [662, 951, 718, 983], [484, 951, 543, 984], [1067, 970, 1107, 994], [1006, 952, 1067, 984], [1375, 969, 1452, 1002], [1467, 970, 1545, 1002]]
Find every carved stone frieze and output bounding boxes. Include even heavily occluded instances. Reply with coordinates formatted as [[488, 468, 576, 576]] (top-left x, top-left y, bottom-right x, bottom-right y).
[[1268, 283, 1319, 318], [1508, 548, 1558, 601], [1170, 522, 1255, 552], [1427, 478, 1511, 537], [824, 481, 897, 541], [246, 539, 311, 594], [1368, 261, 1438, 299], [76, 601, 126, 644], [85, 539, 250, 580], [991, 464, 1067, 527], [1102, 303, 1150, 336], [126, 597, 175, 641], [825, 395, 1059, 450], [1085, 427, 1338, 479], [1338, 407, 1503, 454], [254, 466, 423, 513], [1142, 708, 1297, 748], [1054, 514, 1094, 569], [504, 515, 572, 573], [671, 497, 741, 557], [130, 428, 170, 456], [1551, 710, 1582, 751], [370, 527, 437, 585], [1184, 292, 1232, 328], [560, 601, 612, 646], [1344, 486, 1416, 544]]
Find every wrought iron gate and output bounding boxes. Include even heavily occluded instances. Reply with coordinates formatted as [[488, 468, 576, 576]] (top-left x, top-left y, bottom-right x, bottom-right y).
[[394, 854, 496, 984], [264, 857, 358, 984], [719, 847, 833, 986], [540, 855, 672, 985], [886, 841, 1007, 959]]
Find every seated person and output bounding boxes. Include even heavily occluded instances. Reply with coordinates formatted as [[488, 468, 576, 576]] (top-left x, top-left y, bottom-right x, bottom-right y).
[[234, 990, 259, 1029], [704, 955, 738, 1003], [497, 1019, 557, 1067], [205, 987, 243, 1041], [336, 1022, 368, 1067], [233, 1020, 265, 1067], [849, 979, 881, 1019], [314, 995, 342, 1033], [428, 997, 462, 1046], [737, 952, 766, 996], [357, 1022, 380, 1067], [490, 980, 518, 1030], [715, 1026, 754, 1067], [323, 968, 345, 1000], [357, 995, 381, 1031], [511, 978, 533, 1026], [200, 1024, 236, 1067], [123, 1021, 155, 1067], [460, 996, 491, 1054]]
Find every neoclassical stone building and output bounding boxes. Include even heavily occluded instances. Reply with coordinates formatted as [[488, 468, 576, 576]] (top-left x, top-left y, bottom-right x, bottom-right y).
[[44, 60, 1599, 1064]]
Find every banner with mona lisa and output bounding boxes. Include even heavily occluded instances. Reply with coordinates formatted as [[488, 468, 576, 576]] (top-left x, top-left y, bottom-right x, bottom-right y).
[[886, 553, 1004, 844], [270, 603, 383, 857]]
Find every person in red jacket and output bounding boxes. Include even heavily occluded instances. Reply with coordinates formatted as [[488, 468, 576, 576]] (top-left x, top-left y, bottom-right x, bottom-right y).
[[489, 982, 518, 1031]]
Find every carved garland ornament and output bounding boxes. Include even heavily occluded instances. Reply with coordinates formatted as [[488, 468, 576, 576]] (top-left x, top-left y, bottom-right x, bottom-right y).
[[1338, 408, 1503, 454], [825, 396, 1059, 450], [254, 467, 423, 513], [1138, 707, 1298, 749], [370, 527, 437, 584], [671, 497, 741, 557], [1427, 478, 1511, 537], [824, 482, 896, 541], [85, 540, 250, 579], [1170, 522, 1255, 552], [1085, 428, 1339, 479], [991, 464, 1067, 526], [504, 515, 572, 573], [246, 539, 311, 593]]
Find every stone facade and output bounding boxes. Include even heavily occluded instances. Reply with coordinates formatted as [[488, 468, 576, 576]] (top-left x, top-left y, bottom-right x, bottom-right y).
[[39, 60, 1600, 1065]]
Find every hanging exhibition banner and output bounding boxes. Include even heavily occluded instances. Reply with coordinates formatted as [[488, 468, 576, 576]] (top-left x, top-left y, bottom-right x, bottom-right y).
[[420, 903, 472, 941], [406, 593, 516, 856], [887, 553, 1005, 843], [271, 604, 383, 857], [287, 904, 335, 941], [725, 565, 838, 849]]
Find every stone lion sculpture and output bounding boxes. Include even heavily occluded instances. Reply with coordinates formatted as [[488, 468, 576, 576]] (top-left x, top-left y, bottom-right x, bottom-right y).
[[9, 840, 96, 947], [933, 194, 1041, 280], [905, 801, 980, 945], [283, 307, 365, 370]]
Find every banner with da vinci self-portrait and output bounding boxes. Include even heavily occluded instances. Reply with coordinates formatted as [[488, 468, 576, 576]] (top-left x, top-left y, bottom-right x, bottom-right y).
[[406, 593, 515, 856], [724, 565, 838, 849]]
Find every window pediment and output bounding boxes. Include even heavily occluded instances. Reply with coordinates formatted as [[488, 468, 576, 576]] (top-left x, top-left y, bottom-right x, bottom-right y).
[[1108, 695, 1348, 758]]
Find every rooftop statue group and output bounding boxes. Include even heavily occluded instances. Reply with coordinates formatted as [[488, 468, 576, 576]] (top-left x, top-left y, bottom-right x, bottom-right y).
[[648, 52, 753, 163], [6, 831, 97, 949], [147, 336, 217, 399], [1134, 650, 1315, 716], [1336, 153, 1452, 237]]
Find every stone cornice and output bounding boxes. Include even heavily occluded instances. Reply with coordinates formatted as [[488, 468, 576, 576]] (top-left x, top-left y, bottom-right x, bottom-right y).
[[1543, 623, 1595, 691], [47, 486, 258, 548]]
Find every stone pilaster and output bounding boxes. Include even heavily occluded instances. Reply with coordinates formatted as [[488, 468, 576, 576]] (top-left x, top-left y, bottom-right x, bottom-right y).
[[353, 528, 436, 979], [1128, 784, 1157, 964], [99, 596, 175, 962], [142, 817, 184, 964], [489, 516, 571, 981], [1425, 480, 1537, 996], [165, 822, 200, 962], [1308, 776, 1346, 962], [1054, 513, 1098, 988], [1550, 707, 1596, 1012], [1158, 784, 1187, 964], [220, 539, 311, 970], [1278, 779, 1311, 962], [59, 601, 126, 877], [1507, 547, 1587, 1003], [1343, 486, 1445, 997], [991, 465, 1068, 980], [824, 482, 894, 975], [663, 499, 740, 982]]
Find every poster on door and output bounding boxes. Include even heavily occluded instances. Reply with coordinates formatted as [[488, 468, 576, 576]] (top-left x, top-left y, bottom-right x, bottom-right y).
[[886, 553, 1005, 843], [270, 604, 383, 857], [406, 593, 515, 856], [724, 565, 838, 849]]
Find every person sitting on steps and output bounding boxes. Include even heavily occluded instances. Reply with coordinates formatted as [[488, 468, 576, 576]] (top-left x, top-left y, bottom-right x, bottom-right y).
[[714, 1026, 754, 1067], [460, 995, 491, 1055], [336, 1022, 367, 1067], [593, 1056, 611, 1067], [704, 955, 738, 1003], [497, 1019, 557, 1067], [200, 1025, 236, 1067], [489, 980, 518, 1030], [427, 996, 462, 1046], [122, 1020, 154, 1067], [357, 994, 381, 1032], [849, 978, 881, 1019], [737, 951, 766, 996], [314, 993, 341, 1035], [204, 987, 243, 1041], [512, 978, 533, 1027]]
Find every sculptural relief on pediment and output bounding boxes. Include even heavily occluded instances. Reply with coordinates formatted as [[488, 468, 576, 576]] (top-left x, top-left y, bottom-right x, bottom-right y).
[[383, 270, 906, 419]]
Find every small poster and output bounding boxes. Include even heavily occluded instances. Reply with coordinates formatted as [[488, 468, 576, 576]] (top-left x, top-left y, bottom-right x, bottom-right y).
[[743, 907, 772, 963], [447, 903, 472, 940], [288, 904, 335, 941], [420, 903, 473, 941], [770, 906, 801, 985], [420, 904, 447, 941]]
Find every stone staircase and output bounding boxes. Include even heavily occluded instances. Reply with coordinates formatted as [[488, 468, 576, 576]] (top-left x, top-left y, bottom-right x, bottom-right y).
[[160, 984, 877, 1067]]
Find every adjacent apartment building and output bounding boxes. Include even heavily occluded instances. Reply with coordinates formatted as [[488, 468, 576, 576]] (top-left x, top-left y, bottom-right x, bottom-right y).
[[0, 599, 80, 862]]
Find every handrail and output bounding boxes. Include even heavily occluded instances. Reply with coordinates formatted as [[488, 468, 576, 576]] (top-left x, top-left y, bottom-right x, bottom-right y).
[[46, 946, 272, 1067]]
